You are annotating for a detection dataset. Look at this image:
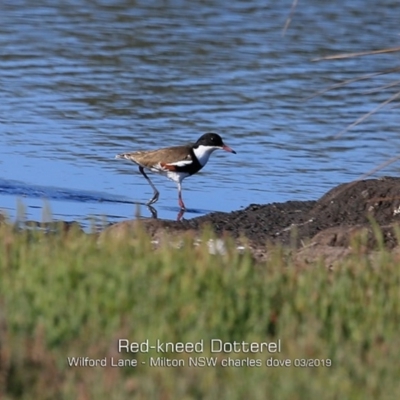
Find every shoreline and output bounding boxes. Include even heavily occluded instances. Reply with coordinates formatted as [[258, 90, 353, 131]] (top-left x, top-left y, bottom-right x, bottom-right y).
[[3, 176, 400, 265]]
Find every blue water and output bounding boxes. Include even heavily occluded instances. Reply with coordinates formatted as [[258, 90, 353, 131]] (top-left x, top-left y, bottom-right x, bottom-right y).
[[1, 0, 400, 224]]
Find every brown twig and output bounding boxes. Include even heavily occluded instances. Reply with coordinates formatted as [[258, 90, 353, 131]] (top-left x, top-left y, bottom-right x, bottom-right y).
[[367, 196, 400, 203]]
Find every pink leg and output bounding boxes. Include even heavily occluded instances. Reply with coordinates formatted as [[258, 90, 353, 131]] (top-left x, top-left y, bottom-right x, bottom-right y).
[[177, 209, 185, 221], [177, 182, 186, 210]]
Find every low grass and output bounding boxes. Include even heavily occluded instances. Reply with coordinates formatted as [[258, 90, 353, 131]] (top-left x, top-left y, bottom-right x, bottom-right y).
[[0, 221, 400, 399]]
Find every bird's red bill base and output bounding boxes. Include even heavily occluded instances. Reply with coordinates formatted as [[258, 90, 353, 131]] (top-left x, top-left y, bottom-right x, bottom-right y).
[[222, 145, 236, 154]]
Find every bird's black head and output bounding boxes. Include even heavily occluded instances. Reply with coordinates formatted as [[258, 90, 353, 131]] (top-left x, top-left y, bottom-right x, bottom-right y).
[[194, 133, 236, 153]]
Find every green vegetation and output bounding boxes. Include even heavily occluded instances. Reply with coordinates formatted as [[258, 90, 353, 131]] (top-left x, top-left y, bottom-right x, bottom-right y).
[[0, 222, 399, 399]]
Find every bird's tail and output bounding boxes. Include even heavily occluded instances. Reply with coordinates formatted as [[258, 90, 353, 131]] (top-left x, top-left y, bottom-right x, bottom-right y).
[[115, 153, 129, 160]]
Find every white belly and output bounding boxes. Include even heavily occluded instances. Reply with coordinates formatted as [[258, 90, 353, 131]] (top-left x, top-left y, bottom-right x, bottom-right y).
[[148, 165, 190, 184]]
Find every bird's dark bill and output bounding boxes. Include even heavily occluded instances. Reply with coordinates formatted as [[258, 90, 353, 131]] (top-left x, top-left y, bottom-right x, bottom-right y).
[[222, 145, 236, 154]]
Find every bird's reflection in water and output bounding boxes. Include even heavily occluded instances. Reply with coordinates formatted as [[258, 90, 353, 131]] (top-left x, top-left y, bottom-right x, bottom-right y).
[[146, 204, 158, 219], [134, 203, 186, 221], [147, 205, 186, 221]]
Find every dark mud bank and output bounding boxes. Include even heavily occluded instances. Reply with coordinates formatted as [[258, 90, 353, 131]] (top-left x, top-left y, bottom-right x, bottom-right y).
[[105, 177, 400, 256]]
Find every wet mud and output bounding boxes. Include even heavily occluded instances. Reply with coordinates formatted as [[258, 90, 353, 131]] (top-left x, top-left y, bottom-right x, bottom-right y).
[[103, 177, 400, 264]]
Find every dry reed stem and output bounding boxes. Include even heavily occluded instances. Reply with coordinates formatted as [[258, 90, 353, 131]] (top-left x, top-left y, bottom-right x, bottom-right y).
[[364, 80, 400, 95], [282, 0, 299, 36], [335, 90, 400, 138], [284, 4, 400, 203], [306, 66, 400, 100], [312, 46, 400, 61]]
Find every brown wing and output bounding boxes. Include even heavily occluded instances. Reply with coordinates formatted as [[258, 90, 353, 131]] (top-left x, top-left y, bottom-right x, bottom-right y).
[[117, 145, 193, 167]]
